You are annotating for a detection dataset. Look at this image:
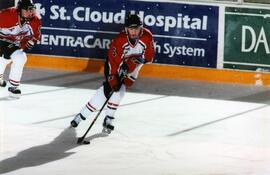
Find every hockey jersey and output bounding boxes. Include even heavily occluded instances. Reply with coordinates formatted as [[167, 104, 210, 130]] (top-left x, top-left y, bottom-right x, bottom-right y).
[[0, 7, 41, 45], [108, 28, 155, 75]]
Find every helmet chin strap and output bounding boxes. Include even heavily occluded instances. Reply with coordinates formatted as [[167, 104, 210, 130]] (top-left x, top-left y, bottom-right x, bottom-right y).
[[22, 17, 33, 22]]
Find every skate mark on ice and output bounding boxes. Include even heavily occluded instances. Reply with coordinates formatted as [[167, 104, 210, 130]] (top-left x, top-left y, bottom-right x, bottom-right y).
[[24, 72, 90, 84], [31, 96, 168, 124], [0, 76, 103, 101], [166, 104, 269, 136], [31, 114, 76, 124]]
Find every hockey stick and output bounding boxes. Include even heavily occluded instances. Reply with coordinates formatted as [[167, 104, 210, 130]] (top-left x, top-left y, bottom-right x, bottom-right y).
[[77, 72, 126, 144]]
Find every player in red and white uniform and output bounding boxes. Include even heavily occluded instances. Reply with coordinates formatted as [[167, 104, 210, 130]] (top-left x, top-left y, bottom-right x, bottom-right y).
[[0, 0, 41, 98], [71, 14, 155, 134]]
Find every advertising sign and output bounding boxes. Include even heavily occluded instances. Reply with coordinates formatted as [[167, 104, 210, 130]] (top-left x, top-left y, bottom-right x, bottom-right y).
[[224, 7, 270, 71], [32, 0, 219, 68]]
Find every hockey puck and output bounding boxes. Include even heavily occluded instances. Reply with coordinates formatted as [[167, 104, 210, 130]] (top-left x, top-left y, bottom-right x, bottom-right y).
[[83, 140, 90, 144]]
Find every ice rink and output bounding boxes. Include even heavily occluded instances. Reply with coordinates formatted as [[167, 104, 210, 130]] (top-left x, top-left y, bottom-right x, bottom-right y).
[[1, 68, 270, 175]]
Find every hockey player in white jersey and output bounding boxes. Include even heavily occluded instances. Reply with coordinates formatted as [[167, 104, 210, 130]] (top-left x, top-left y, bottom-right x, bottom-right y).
[[70, 14, 155, 134], [0, 0, 41, 98]]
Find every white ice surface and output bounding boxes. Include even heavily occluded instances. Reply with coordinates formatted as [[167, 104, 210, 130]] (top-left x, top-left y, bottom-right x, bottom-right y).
[[1, 84, 270, 175]]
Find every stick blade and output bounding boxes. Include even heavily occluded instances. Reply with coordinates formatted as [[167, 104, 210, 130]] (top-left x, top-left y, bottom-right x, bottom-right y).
[[77, 137, 84, 144]]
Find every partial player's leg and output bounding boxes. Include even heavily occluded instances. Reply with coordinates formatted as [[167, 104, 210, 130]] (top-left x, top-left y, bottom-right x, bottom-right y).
[[0, 58, 11, 87], [102, 84, 126, 134], [0, 58, 12, 87], [102, 116, 115, 134], [0, 41, 19, 89], [70, 113, 86, 127], [70, 85, 107, 127], [8, 50, 27, 98], [0, 74, 6, 87]]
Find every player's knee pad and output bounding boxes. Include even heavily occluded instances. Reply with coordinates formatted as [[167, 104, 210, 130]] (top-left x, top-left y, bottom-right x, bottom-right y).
[[10, 50, 27, 66], [109, 85, 126, 104], [118, 85, 126, 99]]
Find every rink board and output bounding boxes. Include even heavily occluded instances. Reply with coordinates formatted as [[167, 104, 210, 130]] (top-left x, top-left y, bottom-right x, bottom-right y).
[[26, 54, 270, 86]]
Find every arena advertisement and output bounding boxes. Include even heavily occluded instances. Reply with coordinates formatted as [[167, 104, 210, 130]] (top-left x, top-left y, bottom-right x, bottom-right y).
[[224, 7, 270, 71], [32, 0, 219, 68]]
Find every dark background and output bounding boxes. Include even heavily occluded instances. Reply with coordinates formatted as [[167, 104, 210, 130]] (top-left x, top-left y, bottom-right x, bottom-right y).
[[0, 0, 14, 10]]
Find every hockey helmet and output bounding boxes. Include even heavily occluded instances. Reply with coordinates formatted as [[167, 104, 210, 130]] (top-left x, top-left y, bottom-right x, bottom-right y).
[[125, 14, 143, 28], [17, 0, 36, 21], [17, 0, 36, 11]]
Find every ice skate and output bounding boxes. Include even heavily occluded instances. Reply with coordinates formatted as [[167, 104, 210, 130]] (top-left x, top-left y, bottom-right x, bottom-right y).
[[70, 113, 85, 128], [102, 116, 115, 134], [8, 86, 21, 98], [0, 79, 6, 87]]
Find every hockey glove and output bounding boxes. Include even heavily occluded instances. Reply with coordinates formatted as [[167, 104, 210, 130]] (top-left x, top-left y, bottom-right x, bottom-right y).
[[20, 37, 35, 50], [124, 56, 144, 73], [108, 74, 121, 91], [119, 62, 128, 77]]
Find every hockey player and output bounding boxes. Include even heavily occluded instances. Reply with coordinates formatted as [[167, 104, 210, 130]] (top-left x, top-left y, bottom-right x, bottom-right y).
[[0, 0, 41, 98], [70, 14, 155, 134]]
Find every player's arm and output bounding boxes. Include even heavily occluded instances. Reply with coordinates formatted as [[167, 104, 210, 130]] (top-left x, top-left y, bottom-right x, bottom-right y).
[[143, 32, 155, 63], [20, 18, 42, 50], [108, 38, 123, 75], [107, 38, 123, 91], [31, 18, 42, 42], [0, 8, 12, 27]]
